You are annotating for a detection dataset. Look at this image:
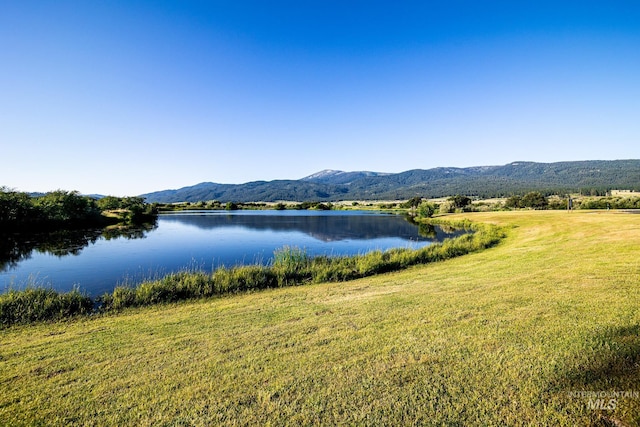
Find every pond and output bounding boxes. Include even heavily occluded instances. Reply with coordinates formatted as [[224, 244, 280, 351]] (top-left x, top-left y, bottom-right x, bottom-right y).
[[0, 210, 465, 296]]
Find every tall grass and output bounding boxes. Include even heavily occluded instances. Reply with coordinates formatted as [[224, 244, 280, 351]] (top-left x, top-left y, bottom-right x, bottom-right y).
[[271, 246, 312, 286], [1, 221, 505, 325], [0, 286, 92, 326]]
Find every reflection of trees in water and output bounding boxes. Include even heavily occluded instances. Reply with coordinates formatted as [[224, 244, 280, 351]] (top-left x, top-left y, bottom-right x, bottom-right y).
[[102, 224, 155, 240], [417, 223, 437, 239], [0, 222, 157, 272], [161, 213, 465, 243], [34, 229, 102, 257]]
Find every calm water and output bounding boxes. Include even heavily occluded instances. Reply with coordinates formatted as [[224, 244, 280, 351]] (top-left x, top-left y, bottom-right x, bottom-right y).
[[0, 210, 464, 296]]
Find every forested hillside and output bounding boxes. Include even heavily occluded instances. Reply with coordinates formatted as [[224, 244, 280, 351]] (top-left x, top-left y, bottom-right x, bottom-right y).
[[140, 160, 640, 203]]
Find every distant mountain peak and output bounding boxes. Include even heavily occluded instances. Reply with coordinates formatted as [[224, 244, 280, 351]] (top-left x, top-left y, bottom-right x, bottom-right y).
[[302, 169, 391, 185], [139, 160, 640, 203], [301, 169, 345, 181]]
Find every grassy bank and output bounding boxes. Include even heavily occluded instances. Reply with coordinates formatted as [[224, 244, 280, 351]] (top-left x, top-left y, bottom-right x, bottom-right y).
[[1, 220, 501, 324], [98, 219, 499, 311], [1, 211, 639, 425]]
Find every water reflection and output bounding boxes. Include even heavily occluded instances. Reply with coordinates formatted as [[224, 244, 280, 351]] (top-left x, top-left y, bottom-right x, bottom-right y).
[[159, 211, 463, 243], [0, 222, 157, 273], [0, 211, 467, 296]]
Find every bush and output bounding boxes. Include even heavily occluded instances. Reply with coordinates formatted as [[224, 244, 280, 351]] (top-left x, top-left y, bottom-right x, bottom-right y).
[[438, 200, 456, 214], [402, 197, 423, 209], [417, 202, 436, 218], [578, 196, 640, 210], [521, 192, 548, 209], [505, 192, 549, 209], [449, 195, 472, 209], [504, 195, 522, 209], [547, 197, 569, 210]]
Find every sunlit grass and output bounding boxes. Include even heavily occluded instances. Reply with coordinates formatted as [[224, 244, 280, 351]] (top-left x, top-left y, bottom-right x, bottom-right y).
[[1, 211, 639, 425]]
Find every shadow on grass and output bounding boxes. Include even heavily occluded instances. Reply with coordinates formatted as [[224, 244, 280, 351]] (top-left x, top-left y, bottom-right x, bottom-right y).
[[552, 324, 640, 427]]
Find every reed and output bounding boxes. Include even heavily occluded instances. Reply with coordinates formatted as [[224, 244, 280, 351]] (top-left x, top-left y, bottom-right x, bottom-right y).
[[0, 286, 92, 326]]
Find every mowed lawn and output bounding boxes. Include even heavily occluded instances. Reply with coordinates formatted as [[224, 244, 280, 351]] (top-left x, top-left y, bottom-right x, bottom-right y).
[[1, 211, 639, 426]]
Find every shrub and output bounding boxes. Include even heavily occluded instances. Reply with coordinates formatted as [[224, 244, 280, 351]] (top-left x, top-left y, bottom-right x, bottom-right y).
[[504, 195, 522, 209], [521, 192, 548, 209], [449, 195, 472, 209], [402, 197, 424, 209], [417, 202, 436, 218], [438, 200, 456, 214]]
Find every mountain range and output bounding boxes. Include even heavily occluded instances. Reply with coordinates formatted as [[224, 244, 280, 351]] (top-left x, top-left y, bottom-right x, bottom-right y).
[[140, 160, 640, 203]]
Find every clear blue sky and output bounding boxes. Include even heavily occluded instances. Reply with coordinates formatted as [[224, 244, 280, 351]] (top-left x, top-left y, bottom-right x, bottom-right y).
[[2, 1, 639, 196]]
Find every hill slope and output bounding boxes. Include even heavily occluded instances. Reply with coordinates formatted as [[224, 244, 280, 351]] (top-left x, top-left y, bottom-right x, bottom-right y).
[[140, 159, 640, 202]]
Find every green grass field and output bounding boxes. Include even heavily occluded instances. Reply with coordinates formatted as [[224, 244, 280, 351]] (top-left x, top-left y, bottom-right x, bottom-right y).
[[1, 211, 639, 426]]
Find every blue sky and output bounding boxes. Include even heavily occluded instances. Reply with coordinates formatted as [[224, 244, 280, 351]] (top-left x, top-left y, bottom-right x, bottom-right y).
[[1, 1, 639, 196]]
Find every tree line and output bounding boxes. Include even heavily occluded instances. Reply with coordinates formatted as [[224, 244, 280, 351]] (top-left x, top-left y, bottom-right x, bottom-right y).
[[408, 192, 640, 219], [0, 188, 157, 229], [157, 200, 335, 211]]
